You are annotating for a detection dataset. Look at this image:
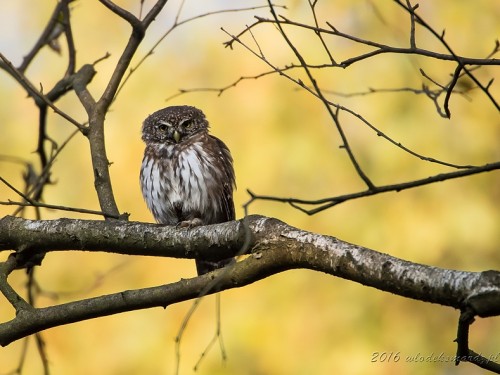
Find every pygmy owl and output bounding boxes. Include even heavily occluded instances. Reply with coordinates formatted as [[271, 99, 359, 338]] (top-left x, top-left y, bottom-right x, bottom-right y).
[[140, 105, 236, 275]]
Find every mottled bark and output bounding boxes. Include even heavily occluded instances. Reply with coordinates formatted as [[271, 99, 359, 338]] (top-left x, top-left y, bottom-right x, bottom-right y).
[[0, 215, 498, 346]]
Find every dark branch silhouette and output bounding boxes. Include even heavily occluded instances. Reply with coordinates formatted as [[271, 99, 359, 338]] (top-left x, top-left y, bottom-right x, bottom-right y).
[[215, 1, 500, 215]]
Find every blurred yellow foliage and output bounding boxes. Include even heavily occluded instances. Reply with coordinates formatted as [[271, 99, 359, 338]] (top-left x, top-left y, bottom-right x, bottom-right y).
[[0, 1, 499, 374]]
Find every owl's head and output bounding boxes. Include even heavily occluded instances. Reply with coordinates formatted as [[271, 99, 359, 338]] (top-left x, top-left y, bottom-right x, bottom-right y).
[[141, 105, 209, 145]]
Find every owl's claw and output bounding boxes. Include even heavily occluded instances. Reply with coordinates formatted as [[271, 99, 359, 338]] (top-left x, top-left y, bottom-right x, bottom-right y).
[[177, 218, 203, 228]]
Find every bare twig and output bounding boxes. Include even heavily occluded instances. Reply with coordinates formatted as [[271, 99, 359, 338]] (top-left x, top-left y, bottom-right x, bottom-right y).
[[443, 64, 463, 118], [26, 269, 50, 375], [236, 16, 500, 67], [0, 177, 33, 204], [0, 53, 85, 131], [0, 255, 32, 312], [267, 1, 375, 189], [245, 161, 500, 215], [193, 294, 227, 371], [455, 308, 500, 372], [219, 16, 491, 174], [11, 129, 80, 218], [307, 0, 337, 65], [99, 0, 142, 29], [18, 0, 76, 73], [394, 0, 500, 113], [165, 69, 280, 101], [405, 0, 417, 48], [115, 4, 285, 100], [0, 201, 122, 219]]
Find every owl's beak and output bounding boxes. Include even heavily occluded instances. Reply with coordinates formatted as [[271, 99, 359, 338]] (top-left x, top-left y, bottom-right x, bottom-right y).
[[173, 130, 181, 143]]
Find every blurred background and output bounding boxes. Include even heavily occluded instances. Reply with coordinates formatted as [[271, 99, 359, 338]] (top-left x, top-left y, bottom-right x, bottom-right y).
[[0, 1, 499, 374]]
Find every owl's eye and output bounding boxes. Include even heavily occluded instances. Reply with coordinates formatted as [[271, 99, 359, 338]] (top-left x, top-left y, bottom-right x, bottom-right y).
[[181, 118, 194, 129], [158, 124, 168, 132]]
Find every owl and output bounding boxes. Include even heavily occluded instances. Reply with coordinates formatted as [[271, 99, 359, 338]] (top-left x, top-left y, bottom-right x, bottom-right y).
[[140, 105, 236, 275]]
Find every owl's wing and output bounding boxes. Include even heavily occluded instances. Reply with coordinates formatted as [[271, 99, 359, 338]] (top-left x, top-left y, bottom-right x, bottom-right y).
[[212, 135, 236, 222], [196, 135, 236, 275]]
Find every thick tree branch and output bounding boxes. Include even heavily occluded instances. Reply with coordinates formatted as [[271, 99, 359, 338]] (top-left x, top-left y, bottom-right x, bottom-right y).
[[0, 216, 245, 261], [0, 215, 498, 347]]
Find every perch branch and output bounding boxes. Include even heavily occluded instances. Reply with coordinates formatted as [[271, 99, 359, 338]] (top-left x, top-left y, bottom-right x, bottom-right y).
[[0, 215, 498, 348]]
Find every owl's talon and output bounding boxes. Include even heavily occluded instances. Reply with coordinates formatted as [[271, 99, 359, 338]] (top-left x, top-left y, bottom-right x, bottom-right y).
[[177, 218, 203, 228]]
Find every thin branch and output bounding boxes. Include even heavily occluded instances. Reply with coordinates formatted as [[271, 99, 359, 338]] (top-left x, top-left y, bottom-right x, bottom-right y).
[[393, 0, 500, 113], [174, 205, 255, 374], [8, 334, 30, 374], [266, 1, 375, 189], [99, 0, 142, 28], [307, 0, 337, 65], [165, 63, 474, 173], [241, 16, 500, 67], [193, 294, 227, 371], [35, 105, 50, 187], [97, 0, 167, 108], [222, 21, 497, 119], [334, 101, 473, 169], [26, 269, 50, 375], [116, 4, 285, 100], [18, 0, 75, 73], [0, 201, 122, 219], [0, 255, 32, 312], [165, 69, 280, 101], [62, 0, 76, 77], [72, 64, 97, 113], [322, 82, 474, 112], [12, 129, 80, 218], [26, 129, 79, 198], [0, 177, 33, 204], [405, 0, 417, 48], [220, 14, 494, 172], [455, 308, 500, 372], [0, 53, 85, 131], [443, 64, 463, 118], [30, 0, 75, 210], [246, 161, 500, 215]]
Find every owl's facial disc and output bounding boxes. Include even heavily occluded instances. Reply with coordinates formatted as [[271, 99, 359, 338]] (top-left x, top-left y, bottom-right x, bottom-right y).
[[157, 119, 195, 143], [156, 120, 177, 143]]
